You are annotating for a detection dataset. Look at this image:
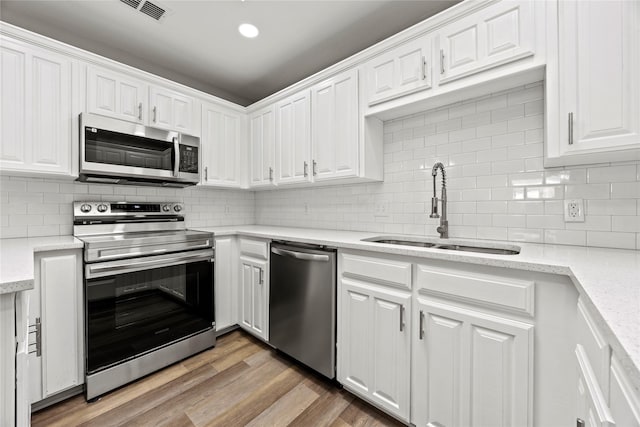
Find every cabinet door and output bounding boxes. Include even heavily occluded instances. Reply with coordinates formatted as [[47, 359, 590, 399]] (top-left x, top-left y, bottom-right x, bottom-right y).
[[338, 278, 411, 422], [149, 86, 195, 134], [365, 35, 432, 105], [275, 91, 311, 185], [0, 38, 72, 176], [437, 0, 534, 85], [214, 237, 237, 330], [249, 107, 275, 187], [87, 66, 146, 123], [575, 345, 616, 427], [29, 250, 83, 404], [557, 0, 640, 158], [251, 258, 268, 340], [239, 256, 268, 340], [312, 68, 359, 181], [201, 103, 243, 187], [412, 298, 533, 427]]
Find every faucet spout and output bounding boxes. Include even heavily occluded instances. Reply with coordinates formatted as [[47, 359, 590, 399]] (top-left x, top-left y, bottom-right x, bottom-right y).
[[430, 162, 448, 238]]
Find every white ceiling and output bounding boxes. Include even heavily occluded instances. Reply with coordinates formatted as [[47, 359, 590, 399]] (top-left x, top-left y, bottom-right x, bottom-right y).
[[0, 0, 460, 106]]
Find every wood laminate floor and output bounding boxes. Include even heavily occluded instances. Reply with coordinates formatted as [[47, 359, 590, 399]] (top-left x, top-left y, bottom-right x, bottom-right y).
[[32, 330, 404, 427]]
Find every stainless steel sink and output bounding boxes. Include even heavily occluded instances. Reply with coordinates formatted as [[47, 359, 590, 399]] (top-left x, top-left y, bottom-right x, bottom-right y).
[[362, 236, 520, 255], [366, 239, 438, 248], [434, 244, 520, 255]]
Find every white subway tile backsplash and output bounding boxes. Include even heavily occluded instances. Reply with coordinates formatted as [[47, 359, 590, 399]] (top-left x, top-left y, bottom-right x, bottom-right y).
[[611, 182, 640, 199], [587, 231, 636, 249], [587, 165, 637, 183]]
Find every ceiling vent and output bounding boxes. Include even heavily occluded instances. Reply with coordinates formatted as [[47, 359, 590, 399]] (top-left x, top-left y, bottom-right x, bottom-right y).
[[120, 0, 169, 21]]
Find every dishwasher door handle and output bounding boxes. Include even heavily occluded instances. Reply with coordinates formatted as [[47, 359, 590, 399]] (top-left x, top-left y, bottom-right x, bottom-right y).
[[271, 247, 330, 262]]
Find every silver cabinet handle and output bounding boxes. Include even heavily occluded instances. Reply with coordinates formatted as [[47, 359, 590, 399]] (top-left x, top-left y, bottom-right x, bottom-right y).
[[272, 247, 330, 262], [259, 268, 264, 284], [576, 419, 585, 427], [28, 317, 41, 357], [419, 310, 425, 340], [400, 305, 405, 332], [312, 160, 317, 176], [269, 166, 274, 182], [204, 166, 208, 181], [568, 112, 574, 145], [427, 422, 446, 427], [304, 161, 308, 177], [440, 49, 445, 75], [153, 106, 157, 123], [138, 102, 143, 121], [422, 56, 427, 80]]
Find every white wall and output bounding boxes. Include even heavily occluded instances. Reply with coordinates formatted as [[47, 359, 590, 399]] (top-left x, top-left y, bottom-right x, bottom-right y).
[[256, 82, 640, 250], [0, 178, 255, 238]]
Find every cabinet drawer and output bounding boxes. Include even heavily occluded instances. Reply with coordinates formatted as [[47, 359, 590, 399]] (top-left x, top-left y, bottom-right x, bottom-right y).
[[609, 356, 640, 427], [576, 299, 611, 396], [415, 264, 535, 316], [341, 253, 411, 289], [239, 238, 269, 259], [576, 344, 615, 427]]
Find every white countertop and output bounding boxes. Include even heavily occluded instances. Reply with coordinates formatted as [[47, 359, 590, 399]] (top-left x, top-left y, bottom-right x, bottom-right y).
[[0, 236, 84, 295], [196, 225, 640, 389]]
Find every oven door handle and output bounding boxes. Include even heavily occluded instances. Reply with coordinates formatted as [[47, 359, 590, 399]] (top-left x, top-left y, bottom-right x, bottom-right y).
[[86, 249, 214, 279]]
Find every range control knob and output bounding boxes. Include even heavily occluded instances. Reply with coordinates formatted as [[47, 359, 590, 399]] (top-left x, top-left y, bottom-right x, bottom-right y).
[[162, 204, 171, 212], [173, 204, 183, 212], [80, 204, 92, 213], [97, 204, 108, 213]]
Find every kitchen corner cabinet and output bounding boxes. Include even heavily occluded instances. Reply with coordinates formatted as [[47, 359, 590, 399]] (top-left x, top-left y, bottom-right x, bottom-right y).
[[86, 65, 146, 124], [201, 102, 245, 188], [436, 0, 535, 85], [547, 0, 640, 166], [0, 36, 74, 177], [275, 90, 312, 185], [214, 236, 238, 331], [574, 299, 640, 427], [149, 85, 196, 135], [249, 107, 276, 188], [338, 253, 412, 422], [311, 68, 363, 181], [28, 250, 83, 405], [238, 238, 269, 341], [364, 34, 432, 106]]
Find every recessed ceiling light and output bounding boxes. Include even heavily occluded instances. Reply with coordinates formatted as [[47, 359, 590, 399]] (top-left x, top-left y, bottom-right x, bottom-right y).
[[238, 23, 259, 38]]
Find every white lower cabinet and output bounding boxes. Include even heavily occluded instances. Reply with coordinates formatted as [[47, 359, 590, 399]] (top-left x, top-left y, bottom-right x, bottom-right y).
[[338, 279, 411, 421], [28, 250, 83, 405], [214, 236, 238, 331], [412, 298, 534, 427], [238, 238, 269, 341]]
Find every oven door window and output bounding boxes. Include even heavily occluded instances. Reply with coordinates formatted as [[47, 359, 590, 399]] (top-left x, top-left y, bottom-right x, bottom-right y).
[[84, 127, 174, 171], [86, 259, 213, 374]]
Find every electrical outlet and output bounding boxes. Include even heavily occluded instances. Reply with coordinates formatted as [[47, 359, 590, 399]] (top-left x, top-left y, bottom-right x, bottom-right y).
[[564, 199, 585, 222], [224, 205, 231, 215], [374, 202, 391, 218]]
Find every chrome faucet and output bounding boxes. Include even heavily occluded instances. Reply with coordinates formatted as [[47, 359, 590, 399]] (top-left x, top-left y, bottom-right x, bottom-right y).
[[430, 162, 448, 238]]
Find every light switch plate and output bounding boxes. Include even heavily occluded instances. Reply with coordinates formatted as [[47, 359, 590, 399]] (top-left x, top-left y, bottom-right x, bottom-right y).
[[564, 199, 585, 222]]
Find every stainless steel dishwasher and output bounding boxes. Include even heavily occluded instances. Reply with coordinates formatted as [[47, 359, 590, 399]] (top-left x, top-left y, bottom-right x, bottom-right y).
[[269, 241, 337, 379]]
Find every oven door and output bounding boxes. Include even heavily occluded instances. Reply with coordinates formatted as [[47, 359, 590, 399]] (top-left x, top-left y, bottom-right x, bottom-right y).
[[84, 249, 214, 374]]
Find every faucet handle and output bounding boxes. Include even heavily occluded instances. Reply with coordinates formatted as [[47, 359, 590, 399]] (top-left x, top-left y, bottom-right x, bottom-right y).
[[430, 197, 440, 218]]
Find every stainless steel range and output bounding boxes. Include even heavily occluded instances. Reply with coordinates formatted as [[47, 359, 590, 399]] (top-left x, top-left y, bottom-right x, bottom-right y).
[[73, 201, 215, 400]]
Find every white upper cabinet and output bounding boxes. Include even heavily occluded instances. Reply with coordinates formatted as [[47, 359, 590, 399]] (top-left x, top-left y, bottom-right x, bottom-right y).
[[364, 34, 432, 105], [86, 65, 146, 124], [275, 90, 311, 185], [436, 0, 535, 85], [201, 102, 245, 188], [311, 68, 361, 181], [0, 36, 74, 177], [547, 0, 640, 166], [249, 106, 276, 187], [149, 85, 196, 135]]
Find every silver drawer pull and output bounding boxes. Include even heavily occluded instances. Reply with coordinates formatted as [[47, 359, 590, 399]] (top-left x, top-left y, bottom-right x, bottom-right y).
[[568, 112, 574, 145], [399, 305, 405, 332], [419, 310, 425, 340]]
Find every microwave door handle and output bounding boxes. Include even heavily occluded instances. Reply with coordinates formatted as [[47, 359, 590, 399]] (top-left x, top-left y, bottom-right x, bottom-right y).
[[173, 136, 180, 178]]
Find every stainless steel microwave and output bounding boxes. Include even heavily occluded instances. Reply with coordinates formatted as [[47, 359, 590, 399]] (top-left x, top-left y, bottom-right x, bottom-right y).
[[78, 113, 200, 187]]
